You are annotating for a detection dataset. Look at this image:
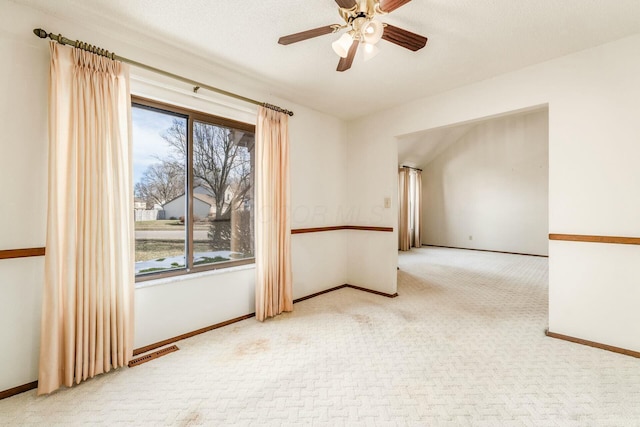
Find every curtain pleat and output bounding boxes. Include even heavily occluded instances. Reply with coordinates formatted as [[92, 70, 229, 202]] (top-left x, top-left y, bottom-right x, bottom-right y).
[[38, 42, 134, 395], [255, 107, 292, 321], [398, 168, 411, 251], [413, 170, 423, 248]]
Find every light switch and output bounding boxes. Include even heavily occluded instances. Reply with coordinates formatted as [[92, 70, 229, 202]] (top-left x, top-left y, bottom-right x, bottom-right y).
[[384, 197, 391, 208]]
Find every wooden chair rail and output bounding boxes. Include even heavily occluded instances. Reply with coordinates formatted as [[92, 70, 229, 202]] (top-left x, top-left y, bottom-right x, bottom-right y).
[[0, 247, 45, 260], [292, 225, 393, 234], [549, 234, 640, 245]]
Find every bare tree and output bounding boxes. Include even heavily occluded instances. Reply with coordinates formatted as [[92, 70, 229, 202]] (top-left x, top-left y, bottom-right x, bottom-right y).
[[134, 160, 185, 208], [162, 119, 253, 255]]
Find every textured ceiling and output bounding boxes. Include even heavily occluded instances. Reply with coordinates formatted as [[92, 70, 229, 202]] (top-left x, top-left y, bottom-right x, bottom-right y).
[[12, 0, 640, 119]]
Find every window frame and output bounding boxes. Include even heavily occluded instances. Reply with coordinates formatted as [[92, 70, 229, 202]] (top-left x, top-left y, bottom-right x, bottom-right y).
[[132, 96, 256, 283]]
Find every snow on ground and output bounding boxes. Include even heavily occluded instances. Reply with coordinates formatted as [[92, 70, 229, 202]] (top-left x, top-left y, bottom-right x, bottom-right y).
[[135, 251, 238, 274]]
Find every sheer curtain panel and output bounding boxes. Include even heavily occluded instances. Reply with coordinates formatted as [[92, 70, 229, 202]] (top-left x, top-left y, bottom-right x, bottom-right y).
[[413, 170, 423, 247], [255, 106, 293, 321], [39, 42, 134, 394], [398, 168, 411, 251]]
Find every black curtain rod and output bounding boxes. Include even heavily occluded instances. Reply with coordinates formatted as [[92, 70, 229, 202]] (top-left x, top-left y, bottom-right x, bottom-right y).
[[32, 28, 294, 117], [401, 165, 423, 172]]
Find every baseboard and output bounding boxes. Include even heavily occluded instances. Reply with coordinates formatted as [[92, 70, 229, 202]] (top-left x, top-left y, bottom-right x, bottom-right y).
[[344, 284, 398, 298], [423, 244, 549, 258], [294, 284, 397, 301], [292, 284, 350, 303], [1, 281, 397, 401], [545, 329, 640, 358], [0, 381, 38, 400]]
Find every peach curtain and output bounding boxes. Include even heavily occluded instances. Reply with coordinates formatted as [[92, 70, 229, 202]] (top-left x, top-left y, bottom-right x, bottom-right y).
[[39, 42, 134, 394], [255, 107, 293, 321], [413, 170, 423, 247], [398, 168, 411, 251]]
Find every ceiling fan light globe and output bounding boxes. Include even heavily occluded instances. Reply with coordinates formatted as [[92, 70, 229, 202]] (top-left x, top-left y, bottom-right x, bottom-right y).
[[363, 42, 380, 61], [362, 19, 384, 44], [332, 32, 353, 58]]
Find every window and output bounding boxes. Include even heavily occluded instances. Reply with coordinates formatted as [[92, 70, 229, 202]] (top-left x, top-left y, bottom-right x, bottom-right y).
[[132, 97, 255, 281]]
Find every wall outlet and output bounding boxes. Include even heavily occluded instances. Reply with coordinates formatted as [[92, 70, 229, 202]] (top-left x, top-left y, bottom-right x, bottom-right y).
[[384, 197, 391, 208]]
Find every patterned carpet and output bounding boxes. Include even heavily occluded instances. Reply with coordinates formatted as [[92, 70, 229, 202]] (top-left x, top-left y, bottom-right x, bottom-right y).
[[2, 247, 639, 426]]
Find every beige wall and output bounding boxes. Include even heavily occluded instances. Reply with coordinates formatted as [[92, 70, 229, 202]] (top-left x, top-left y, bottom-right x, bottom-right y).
[[422, 109, 549, 256]]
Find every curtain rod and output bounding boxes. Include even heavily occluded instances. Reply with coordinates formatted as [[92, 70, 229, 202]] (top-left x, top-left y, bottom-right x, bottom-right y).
[[33, 28, 294, 117], [401, 165, 423, 172]]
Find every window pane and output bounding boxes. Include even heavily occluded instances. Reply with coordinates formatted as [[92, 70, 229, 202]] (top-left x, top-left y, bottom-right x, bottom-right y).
[[192, 121, 254, 267], [132, 105, 187, 276]]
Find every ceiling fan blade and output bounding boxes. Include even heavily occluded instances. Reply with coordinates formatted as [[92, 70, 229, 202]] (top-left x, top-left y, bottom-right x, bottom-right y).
[[335, 0, 358, 9], [381, 24, 428, 51], [337, 40, 359, 72], [379, 0, 412, 13], [278, 25, 338, 45]]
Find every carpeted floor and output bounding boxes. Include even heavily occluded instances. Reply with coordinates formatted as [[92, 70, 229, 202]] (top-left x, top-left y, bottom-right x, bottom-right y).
[[1, 247, 639, 426]]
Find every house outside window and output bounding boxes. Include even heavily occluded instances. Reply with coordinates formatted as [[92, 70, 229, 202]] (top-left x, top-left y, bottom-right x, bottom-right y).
[[132, 97, 255, 281]]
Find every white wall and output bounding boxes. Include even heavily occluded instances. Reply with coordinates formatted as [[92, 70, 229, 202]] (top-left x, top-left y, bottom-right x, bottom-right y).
[[347, 33, 640, 352], [345, 123, 398, 293], [289, 106, 348, 297], [0, 0, 348, 392], [0, 2, 49, 393], [422, 109, 549, 256]]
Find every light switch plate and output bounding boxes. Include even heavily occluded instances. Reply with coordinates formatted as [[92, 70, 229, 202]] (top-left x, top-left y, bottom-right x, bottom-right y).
[[384, 197, 391, 208]]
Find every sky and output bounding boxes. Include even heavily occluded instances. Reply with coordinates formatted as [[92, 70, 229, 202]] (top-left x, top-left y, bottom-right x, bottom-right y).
[[132, 106, 185, 184]]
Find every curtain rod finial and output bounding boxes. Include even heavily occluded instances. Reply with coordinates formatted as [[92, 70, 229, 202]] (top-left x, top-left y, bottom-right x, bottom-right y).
[[33, 28, 48, 39]]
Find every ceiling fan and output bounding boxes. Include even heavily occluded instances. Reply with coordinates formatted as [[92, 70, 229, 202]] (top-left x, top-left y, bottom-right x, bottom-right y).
[[278, 0, 428, 72]]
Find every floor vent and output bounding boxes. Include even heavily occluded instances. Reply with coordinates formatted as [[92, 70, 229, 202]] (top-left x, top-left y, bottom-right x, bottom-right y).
[[128, 345, 179, 368]]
